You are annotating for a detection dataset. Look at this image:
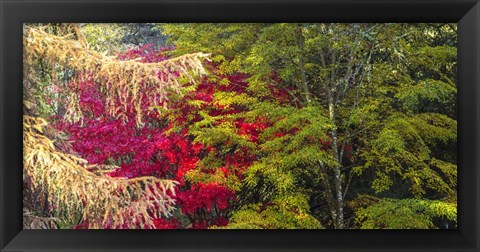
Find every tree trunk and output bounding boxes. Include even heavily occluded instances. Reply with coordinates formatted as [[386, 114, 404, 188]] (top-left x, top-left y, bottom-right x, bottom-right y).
[[294, 24, 311, 103], [328, 90, 344, 229]]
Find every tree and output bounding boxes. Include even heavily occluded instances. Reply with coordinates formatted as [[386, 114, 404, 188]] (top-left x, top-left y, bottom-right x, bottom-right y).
[[24, 23, 457, 229], [161, 23, 457, 229], [23, 24, 209, 228]]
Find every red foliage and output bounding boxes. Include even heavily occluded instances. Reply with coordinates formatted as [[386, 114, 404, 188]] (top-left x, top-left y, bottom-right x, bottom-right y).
[[153, 218, 181, 229], [177, 182, 234, 215], [56, 45, 300, 229]]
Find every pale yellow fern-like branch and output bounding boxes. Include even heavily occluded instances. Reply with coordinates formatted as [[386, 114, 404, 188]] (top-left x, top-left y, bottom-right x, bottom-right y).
[[24, 27, 210, 126], [23, 116, 178, 228]]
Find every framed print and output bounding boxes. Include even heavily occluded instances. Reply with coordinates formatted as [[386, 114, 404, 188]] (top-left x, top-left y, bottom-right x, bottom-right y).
[[1, 0, 479, 251]]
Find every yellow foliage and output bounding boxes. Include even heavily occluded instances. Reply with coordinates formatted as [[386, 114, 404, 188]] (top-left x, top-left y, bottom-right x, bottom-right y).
[[24, 26, 210, 126], [23, 116, 178, 228]]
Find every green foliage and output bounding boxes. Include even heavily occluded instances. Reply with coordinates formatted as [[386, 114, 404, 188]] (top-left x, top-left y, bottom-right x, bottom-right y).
[[162, 23, 457, 229], [355, 113, 456, 197], [192, 122, 255, 149], [397, 79, 456, 116], [213, 91, 258, 109], [355, 198, 456, 229], [81, 23, 128, 53], [220, 195, 323, 229]]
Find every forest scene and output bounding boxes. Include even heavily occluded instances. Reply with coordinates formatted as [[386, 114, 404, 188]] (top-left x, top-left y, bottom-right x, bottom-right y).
[[23, 23, 457, 229]]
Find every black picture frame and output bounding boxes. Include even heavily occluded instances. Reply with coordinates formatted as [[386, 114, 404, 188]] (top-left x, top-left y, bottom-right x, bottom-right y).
[[1, 0, 479, 251]]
